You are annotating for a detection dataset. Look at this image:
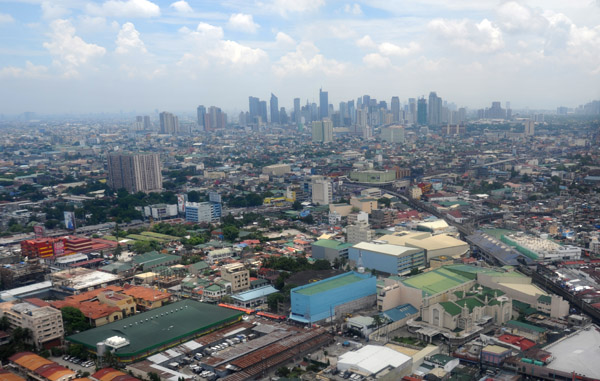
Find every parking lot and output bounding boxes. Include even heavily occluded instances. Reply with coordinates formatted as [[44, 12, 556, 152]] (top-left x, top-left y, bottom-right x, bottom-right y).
[[50, 356, 96, 375]]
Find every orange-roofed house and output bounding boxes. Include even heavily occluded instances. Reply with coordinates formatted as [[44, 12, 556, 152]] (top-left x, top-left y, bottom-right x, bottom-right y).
[[92, 368, 139, 381], [121, 285, 171, 311], [9, 352, 75, 381], [0, 369, 26, 381]]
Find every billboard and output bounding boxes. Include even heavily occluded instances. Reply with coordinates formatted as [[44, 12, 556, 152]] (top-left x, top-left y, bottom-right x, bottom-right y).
[[64, 211, 76, 230], [209, 192, 222, 203], [53, 240, 65, 257], [177, 194, 187, 213], [34, 225, 45, 238]]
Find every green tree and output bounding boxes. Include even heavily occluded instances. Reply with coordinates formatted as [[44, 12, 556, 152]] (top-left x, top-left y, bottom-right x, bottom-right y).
[[61, 307, 91, 335], [292, 200, 302, 210], [267, 293, 286, 312], [222, 225, 239, 242], [377, 197, 391, 208], [148, 372, 161, 381]]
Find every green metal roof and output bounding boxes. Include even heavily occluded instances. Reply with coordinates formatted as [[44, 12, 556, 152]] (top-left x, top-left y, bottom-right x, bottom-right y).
[[312, 239, 350, 249], [506, 320, 547, 333], [401, 267, 472, 297], [67, 300, 242, 358], [293, 273, 366, 296], [439, 301, 462, 316], [455, 297, 484, 312], [537, 295, 551, 304]]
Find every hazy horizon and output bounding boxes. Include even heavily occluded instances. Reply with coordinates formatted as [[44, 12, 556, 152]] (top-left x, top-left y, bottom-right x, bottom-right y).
[[1, 0, 599, 114]]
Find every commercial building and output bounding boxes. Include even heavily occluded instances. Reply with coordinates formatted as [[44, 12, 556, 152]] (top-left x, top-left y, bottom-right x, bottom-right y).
[[350, 196, 378, 214], [67, 300, 243, 362], [220, 263, 249, 293], [311, 239, 352, 262], [380, 125, 405, 143], [49, 268, 120, 294], [501, 233, 581, 262], [9, 352, 75, 381], [348, 242, 425, 275], [231, 285, 278, 308], [311, 119, 333, 143], [349, 170, 396, 184], [0, 300, 63, 349], [107, 153, 162, 193], [378, 231, 469, 262], [185, 201, 221, 223], [346, 221, 373, 245], [143, 204, 177, 220], [261, 164, 291, 176], [337, 345, 412, 377], [159, 112, 179, 134], [481, 345, 512, 366], [290, 271, 376, 323], [311, 176, 332, 205]]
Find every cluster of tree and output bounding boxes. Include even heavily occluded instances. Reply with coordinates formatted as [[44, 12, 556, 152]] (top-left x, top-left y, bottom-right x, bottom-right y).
[[61, 307, 91, 335], [0, 317, 34, 362], [225, 192, 264, 207], [262, 256, 331, 274]]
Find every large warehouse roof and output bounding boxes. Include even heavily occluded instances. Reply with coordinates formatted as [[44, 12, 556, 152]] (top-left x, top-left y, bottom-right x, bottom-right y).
[[337, 345, 411, 375], [402, 267, 472, 296], [67, 300, 242, 358], [293, 271, 371, 296], [352, 242, 420, 257]]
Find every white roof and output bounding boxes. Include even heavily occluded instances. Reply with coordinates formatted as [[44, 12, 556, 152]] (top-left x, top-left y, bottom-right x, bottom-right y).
[[352, 242, 418, 257], [337, 345, 411, 375]]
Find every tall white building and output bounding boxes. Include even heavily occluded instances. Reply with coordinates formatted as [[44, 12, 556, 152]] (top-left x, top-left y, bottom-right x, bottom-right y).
[[347, 221, 373, 244], [159, 111, 180, 134], [312, 119, 333, 143], [107, 153, 162, 193], [311, 176, 333, 205], [380, 125, 405, 143], [1, 301, 64, 349]]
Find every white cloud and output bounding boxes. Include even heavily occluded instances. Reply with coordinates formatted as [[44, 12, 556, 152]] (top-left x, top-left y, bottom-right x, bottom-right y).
[[43, 19, 106, 76], [170, 0, 193, 13], [496, 1, 547, 33], [87, 0, 160, 18], [344, 3, 362, 15], [428, 18, 504, 53], [227, 13, 260, 33], [273, 41, 346, 76], [41, 2, 70, 20], [275, 32, 295, 47], [363, 53, 391, 68], [116, 22, 147, 54], [193, 22, 225, 40], [356, 35, 376, 49], [0, 61, 47, 78], [378, 41, 420, 56], [0, 13, 14, 24], [271, 0, 324, 16], [210, 40, 267, 66]]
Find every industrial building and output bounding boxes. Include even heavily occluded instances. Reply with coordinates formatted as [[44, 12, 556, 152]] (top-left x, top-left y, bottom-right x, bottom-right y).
[[501, 233, 581, 262], [290, 271, 376, 324], [261, 164, 291, 176], [378, 231, 469, 262], [337, 345, 412, 377], [67, 300, 243, 362], [349, 242, 425, 275]]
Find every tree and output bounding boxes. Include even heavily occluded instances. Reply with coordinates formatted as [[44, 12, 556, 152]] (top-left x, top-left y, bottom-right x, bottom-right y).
[[267, 293, 286, 312], [378, 197, 391, 208], [276, 367, 290, 377], [148, 373, 161, 381], [0, 316, 9, 330], [222, 225, 239, 242], [61, 307, 90, 335], [292, 200, 302, 210]]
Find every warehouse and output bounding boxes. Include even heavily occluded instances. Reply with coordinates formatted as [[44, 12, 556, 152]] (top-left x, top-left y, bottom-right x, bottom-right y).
[[378, 231, 469, 262], [337, 345, 412, 377], [289, 271, 376, 324], [67, 300, 242, 362], [348, 242, 425, 275]]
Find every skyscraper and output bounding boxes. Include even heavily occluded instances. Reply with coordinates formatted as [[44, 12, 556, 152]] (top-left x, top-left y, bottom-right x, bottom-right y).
[[293, 97, 301, 124], [205, 106, 226, 130], [408, 98, 417, 125], [270, 93, 279, 124], [319, 88, 329, 119], [312, 119, 333, 143], [197, 105, 206, 129], [259, 101, 268, 123], [107, 153, 162, 193], [417, 98, 427, 125], [391, 96, 400, 123], [249, 96, 260, 121], [428, 92, 442, 126], [159, 112, 179, 134]]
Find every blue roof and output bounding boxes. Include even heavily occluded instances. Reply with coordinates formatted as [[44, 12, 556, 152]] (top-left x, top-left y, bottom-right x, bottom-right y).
[[231, 286, 279, 302], [382, 303, 418, 322]]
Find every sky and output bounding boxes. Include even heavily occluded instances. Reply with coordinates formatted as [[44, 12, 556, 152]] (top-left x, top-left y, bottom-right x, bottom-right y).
[[0, 0, 599, 115]]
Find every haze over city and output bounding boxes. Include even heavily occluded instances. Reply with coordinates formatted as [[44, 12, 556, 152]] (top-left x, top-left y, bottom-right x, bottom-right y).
[[0, 0, 599, 115]]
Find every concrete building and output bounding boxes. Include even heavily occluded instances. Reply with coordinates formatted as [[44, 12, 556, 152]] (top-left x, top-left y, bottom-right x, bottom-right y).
[[380, 125, 405, 143], [311, 239, 352, 262], [311, 176, 332, 205], [220, 263, 249, 293], [185, 202, 221, 223], [0, 300, 63, 349], [349, 170, 396, 184], [311, 119, 333, 143], [378, 231, 469, 262], [349, 242, 425, 275], [347, 221, 373, 245], [337, 345, 412, 378], [9, 353, 75, 381], [350, 196, 378, 214], [261, 163, 291, 176], [231, 285, 278, 308], [501, 233, 581, 262], [159, 111, 179, 134], [143, 204, 177, 220], [290, 271, 376, 324], [107, 153, 162, 193]]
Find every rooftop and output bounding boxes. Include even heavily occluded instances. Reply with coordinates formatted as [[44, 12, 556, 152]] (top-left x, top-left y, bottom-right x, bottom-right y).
[[401, 267, 472, 297], [544, 325, 600, 378], [352, 242, 420, 257], [67, 300, 242, 358], [382, 304, 418, 322], [292, 271, 371, 296], [231, 286, 278, 302]]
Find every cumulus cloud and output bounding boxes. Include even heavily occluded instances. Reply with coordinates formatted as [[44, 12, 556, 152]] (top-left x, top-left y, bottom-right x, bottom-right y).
[[43, 19, 106, 76], [211, 40, 267, 66], [0, 13, 14, 24], [87, 0, 160, 18], [271, 0, 324, 16], [227, 13, 259, 33], [273, 41, 346, 76], [378, 41, 420, 56], [428, 18, 504, 53], [356, 35, 376, 49], [170, 0, 193, 13], [116, 22, 147, 54], [363, 53, 391, 68], [275, 32, 295, 47], [496, 2, 547, 33], [41, 2, 70, 19], [344, 3, 362, 15], [0, 61, 47, 78]]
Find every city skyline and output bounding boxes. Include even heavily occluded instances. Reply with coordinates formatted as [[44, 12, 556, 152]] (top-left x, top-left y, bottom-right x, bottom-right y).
[[0, 0, 599, 114]]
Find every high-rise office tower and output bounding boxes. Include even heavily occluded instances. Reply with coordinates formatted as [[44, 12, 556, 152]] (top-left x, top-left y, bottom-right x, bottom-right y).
[[319, 88, 329, 119], [348, 100, 356, 125], [524, 120, 535, 136], [107, 152, 162, 193], [143, 116, 151, 130], [279, 107, 288, 124], [205, 106, 226, 130], [356, 108, 367, 128], [134, 116, 144, 131], [312, 119, 333, 143], [259, 101, 268, 123], [270, 93, 279, 124], [408, 98, 417, 124], [391, 96, 400, 123], [294, 98, 301, 124], [428, 92, 442, 126], [417, 98, 427, 125], [249, 96, 260, 121], [159, 112, 179, 134], [197, 105, 206, 129], [311, 176, 333, 205]]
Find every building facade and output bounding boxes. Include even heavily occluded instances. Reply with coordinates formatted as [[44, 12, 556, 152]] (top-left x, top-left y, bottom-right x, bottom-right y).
[[220, 263, 250, 293], [107, 153, 162, 193], [1, 301, 64, 349]]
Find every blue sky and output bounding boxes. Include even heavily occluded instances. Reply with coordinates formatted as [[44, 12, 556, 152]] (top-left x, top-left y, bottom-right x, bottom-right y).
[[0, 0, 599, 115]]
